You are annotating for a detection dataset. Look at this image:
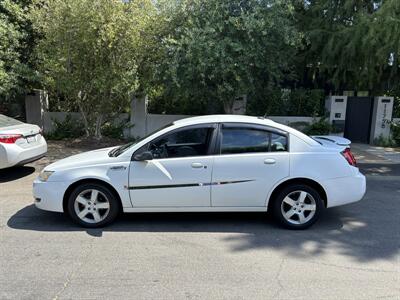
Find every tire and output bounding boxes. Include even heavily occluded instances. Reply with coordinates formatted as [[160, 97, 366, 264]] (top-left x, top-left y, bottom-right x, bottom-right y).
[[67, 183, 120, 228], [272, 184, 323, 230]]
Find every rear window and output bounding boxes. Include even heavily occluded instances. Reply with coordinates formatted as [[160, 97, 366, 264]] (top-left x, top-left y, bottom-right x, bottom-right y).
[[0, 114, 22, 128]]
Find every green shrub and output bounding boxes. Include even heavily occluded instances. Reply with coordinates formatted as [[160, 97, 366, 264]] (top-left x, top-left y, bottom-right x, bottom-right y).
[[287, 121, 310, 133], [287, 88, 325, 117], [390, 121, 400, 146], [45, 114, 85, 140], [304, 118, 332, 135], [373, 134, 397, 147], [247, 88, 325, 117], [101, 120, 130, 140]]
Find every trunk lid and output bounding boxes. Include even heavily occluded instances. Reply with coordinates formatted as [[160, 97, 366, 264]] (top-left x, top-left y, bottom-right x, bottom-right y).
[[311, 135, 351, 151], [0, 123, 41, 136]]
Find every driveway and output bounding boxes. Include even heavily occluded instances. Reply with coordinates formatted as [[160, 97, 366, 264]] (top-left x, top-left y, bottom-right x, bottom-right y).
[[1, 141, 399, 299]]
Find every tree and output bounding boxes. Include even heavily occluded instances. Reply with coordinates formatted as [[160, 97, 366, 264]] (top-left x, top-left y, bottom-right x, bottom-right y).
[[0, 0, 28, 99], [30, 0, 156, 138], [294, 0, 400, 92], [155, 0, 301, 113]]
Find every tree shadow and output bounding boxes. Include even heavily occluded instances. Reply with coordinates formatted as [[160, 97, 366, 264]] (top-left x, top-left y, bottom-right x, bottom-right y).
[[0, 166, 35, 183], [8, 174, 399, 263]]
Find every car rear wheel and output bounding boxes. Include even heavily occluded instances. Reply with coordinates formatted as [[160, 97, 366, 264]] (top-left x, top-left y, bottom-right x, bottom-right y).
[[272, 184, 323, 229], [67, 183, 119, 228]]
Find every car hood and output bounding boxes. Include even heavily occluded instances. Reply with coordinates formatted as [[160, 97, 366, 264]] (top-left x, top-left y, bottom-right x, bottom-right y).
[[45, 146, 117, 171]]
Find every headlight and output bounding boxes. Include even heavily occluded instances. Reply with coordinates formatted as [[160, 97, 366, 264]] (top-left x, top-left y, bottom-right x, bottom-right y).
[[38, 170, 54, 182]]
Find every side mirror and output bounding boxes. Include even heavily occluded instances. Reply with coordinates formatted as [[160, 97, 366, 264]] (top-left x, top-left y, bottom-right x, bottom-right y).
[[133, 151, 153, 161]]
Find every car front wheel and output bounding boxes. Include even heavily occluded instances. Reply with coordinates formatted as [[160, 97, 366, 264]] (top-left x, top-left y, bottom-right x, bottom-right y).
[[272, 184, 323, 229], [67, 183, 120, 228]]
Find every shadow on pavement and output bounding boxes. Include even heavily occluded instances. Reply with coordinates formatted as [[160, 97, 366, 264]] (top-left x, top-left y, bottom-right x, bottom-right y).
[[358, 163, 400, 176], [8, 172, 399, 263], [0, 166, 35, 183]]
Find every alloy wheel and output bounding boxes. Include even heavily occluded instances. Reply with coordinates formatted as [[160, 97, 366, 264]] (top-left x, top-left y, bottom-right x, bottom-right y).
[[73, 189, 111, 224], [280, 190, 317, 225]]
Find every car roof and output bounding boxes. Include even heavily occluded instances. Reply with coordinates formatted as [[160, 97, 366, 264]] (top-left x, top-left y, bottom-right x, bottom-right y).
[[173, 115, 319, 146], [174, 115, 276, 126], [174, 115, 287, 132]]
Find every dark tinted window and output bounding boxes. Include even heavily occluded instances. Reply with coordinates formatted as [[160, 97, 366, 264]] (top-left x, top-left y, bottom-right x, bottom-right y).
[[221, 128, 270, 154], [271, 133, 288, 152], [149, 127, 213, 158]]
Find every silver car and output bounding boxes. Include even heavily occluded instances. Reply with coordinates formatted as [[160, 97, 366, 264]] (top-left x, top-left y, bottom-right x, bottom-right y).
[[0, 114, 47, 169]]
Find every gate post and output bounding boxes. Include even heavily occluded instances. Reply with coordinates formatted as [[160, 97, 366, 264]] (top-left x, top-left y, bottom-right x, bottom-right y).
[[370, 96, 394, 143], [25, 90, 48, 128], [325, 96, 348, 135], [130, 94, 148, 139]]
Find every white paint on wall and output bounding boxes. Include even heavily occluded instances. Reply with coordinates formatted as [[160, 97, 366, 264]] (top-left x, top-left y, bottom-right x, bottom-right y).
[[325, 96, 348, 122], [370, 96, 394, 142]]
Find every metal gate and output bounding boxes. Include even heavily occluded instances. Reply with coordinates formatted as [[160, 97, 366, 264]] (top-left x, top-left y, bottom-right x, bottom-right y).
[[344, 97, 374, 143]]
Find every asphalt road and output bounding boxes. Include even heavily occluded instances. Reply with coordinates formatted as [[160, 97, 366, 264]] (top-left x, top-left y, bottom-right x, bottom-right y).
[[1, 158, 399, 299]]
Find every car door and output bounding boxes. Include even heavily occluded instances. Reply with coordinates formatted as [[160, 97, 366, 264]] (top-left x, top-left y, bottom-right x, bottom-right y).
[[211, 123, 290, 207], [129, 124, 217, 207]]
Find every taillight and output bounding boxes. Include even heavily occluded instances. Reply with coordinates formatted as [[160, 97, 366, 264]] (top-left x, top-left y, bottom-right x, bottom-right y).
[[341, 148, 357, 166], [0, 134, 22, 144]]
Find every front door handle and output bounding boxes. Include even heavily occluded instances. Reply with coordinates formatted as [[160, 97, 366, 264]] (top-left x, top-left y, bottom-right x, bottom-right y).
[[264, 158, 276, 165], [191, 162, 204, 169]]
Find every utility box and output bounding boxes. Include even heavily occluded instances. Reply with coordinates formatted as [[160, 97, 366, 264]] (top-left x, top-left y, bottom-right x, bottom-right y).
[[325, 96, 348, 134], [370, 97, 394, 142]]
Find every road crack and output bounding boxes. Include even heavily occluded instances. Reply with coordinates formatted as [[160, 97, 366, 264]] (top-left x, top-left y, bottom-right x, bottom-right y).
[[272, 258, 286, 299], [52, 242, 94, 300]]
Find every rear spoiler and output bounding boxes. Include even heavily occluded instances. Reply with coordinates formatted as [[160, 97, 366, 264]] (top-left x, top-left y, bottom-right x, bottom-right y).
[[311, 135, 351, 148]]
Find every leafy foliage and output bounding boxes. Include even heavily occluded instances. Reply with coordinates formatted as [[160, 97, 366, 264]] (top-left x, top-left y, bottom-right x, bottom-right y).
[[155, 0, 301, 113], [45, 114, 84, 140], [247, 88, 324, 117], [101, 119, 131, 140], [295, 0, 400, 92], [0, 0, 32, 99], [304, 118, 332, 135], [30, 0, 156, 138]]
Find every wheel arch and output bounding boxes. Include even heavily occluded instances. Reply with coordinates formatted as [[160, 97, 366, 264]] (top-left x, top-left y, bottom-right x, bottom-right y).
[[267, 177, 328, 211], [63, 178, 123, 214]]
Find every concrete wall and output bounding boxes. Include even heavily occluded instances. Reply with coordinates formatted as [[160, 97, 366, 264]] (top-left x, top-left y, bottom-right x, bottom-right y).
[[267, 116, 316, 125], [146, 114, 191, 135]]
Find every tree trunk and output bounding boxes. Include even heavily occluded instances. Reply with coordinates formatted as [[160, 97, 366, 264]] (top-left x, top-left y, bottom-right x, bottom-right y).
[[223, 101, 234, 114], [94, 114, 103, 140], [77, 94, 90, 137]]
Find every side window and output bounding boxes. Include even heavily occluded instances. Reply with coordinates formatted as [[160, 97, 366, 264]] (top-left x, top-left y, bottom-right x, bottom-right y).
[[270, 133, 288, 152], [149, 127, 213, 159], [220, 128, 270, 154]]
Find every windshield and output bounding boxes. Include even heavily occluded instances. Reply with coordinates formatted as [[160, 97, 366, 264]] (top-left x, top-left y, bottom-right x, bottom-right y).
[[109, 123, 174, 157]]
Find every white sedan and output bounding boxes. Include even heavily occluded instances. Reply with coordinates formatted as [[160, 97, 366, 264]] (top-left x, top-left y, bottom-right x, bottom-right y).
[[33, 115, 366, 229], [0, 114, 47, 169]]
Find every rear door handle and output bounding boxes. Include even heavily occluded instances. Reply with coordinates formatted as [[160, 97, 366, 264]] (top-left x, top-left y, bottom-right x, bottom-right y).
[[191, 162, 204, 169], [264, 158, 276, 165]]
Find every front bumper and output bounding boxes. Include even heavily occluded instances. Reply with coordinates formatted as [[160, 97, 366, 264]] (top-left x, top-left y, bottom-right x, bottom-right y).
[[323, 171, 366, 208], [33, 179, 69, 212]]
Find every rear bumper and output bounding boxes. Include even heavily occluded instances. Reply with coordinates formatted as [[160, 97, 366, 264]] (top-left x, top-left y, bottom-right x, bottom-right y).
[[33, 179, 67, 212], [323, 171, 366, 208], [0, 139, 47, 169]]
